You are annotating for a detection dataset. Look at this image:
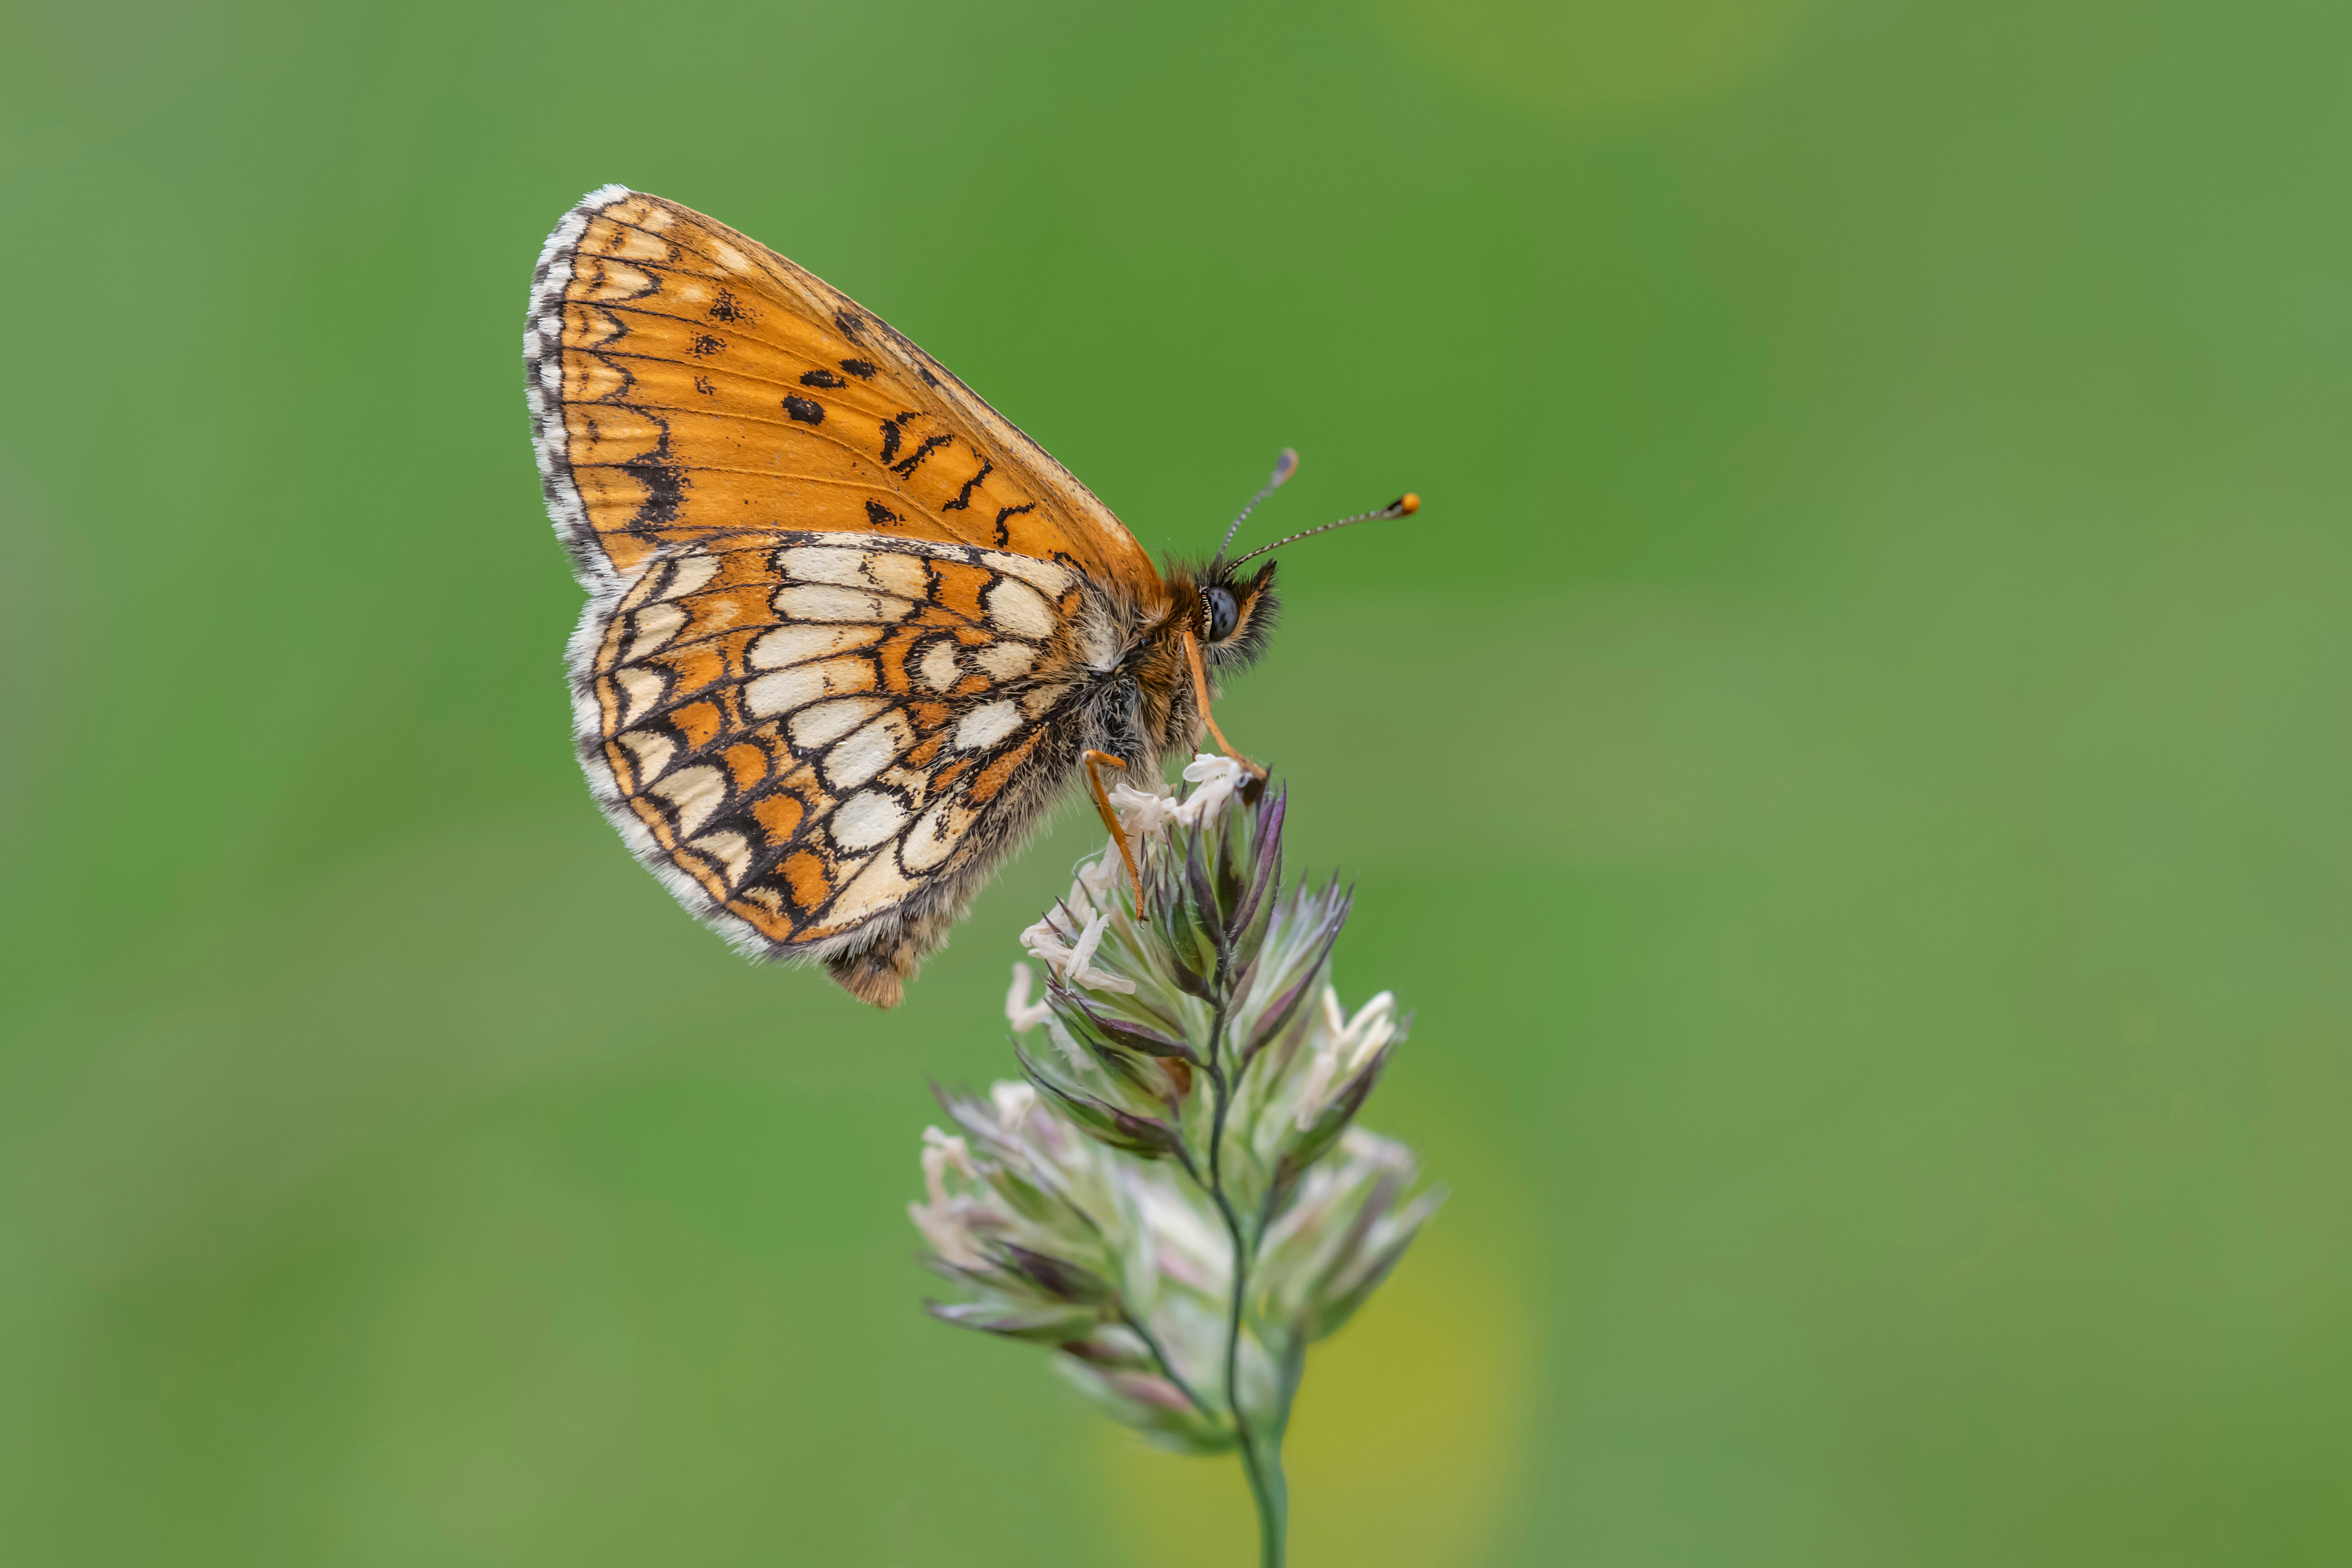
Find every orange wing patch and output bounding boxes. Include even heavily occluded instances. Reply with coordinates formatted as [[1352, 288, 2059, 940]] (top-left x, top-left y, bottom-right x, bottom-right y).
[[576, 529, 1090, 955], [526, 186, 1160, 600]]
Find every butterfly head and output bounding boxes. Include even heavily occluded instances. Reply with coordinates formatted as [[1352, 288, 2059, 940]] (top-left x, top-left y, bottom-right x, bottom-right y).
[[1172, 451, 1420, 678], [1173, 557, 1281, 672]]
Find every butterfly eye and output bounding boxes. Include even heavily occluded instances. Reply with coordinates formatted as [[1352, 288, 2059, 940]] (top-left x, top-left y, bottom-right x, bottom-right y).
[[1203, 586, 1240, 643]]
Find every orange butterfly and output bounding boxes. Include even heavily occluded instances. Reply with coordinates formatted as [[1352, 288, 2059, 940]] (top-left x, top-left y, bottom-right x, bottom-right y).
[[525, 187, 1412, 1006]]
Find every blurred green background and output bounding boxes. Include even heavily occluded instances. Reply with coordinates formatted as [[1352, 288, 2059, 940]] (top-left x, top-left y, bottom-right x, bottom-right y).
[[3, 0, 2346, 1562]]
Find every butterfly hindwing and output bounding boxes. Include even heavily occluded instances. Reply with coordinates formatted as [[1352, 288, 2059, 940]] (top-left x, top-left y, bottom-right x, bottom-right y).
[[526, 186, 1160, 598], [577, 530, 1095, 963]]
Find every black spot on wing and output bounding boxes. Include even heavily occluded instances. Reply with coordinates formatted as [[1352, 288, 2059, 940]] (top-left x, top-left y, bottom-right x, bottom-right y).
[[877, 410, 921, 465], [866, 499, 902, 526], [991, 501, 1036, 547], [941, 459, 993, 511], [783, 395, 825, 424], [620, 420, 687, 526], [840, 358, 877, 380], [917, 366, 940, 387], [800, 368, 845, 387], [835, 309, 866, 342], [708, 289, 749, 324], [690, 333, 724, 356], [891, 434, 952, 477]]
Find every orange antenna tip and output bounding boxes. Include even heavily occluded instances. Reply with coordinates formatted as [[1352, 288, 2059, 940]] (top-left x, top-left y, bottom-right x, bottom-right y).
[[1272, 448, 1300, 487], [1397, 492, 1421, 515]]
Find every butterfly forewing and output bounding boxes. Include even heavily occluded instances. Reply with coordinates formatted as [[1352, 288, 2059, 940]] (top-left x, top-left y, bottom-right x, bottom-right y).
[[584, 530, 1090, 955], [528, 186, 1160, 595]]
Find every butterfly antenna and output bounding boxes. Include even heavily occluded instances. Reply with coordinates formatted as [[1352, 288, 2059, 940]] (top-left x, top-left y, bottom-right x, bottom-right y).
[[1228, 491, 1420, 566], [1214, 448, 1301, 563]]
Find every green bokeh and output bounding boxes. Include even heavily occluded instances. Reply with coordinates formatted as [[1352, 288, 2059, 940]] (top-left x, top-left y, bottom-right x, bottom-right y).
[[3, 0, 2347, 1562]]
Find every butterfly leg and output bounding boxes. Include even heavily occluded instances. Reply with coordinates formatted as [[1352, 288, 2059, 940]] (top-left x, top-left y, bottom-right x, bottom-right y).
[[1082, 750, 1148, 914], [1180, 629, 1267, 779]]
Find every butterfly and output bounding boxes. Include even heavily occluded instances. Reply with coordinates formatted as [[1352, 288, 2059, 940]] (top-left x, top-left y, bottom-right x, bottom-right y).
[[524, 187, 1413, 1007]]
